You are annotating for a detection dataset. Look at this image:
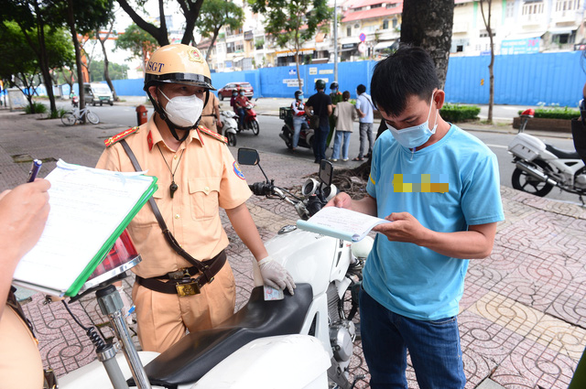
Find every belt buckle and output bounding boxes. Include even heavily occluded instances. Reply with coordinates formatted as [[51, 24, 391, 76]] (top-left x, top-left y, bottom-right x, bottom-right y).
[[176, 279, 200, 297]]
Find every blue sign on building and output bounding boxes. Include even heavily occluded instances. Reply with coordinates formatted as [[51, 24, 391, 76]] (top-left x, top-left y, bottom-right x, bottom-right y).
[[501, 38, 541, 55]]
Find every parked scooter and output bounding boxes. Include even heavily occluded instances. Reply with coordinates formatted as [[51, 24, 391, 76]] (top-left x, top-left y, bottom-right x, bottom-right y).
[[279, 106, 314, 150], [219, 110, 238, 146], [238, 100, 259, 135], [58, 150, 371, 389], [508, 108, 586, 204]]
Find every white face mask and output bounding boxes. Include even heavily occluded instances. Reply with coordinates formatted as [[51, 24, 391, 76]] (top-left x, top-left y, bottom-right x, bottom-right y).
[[385, 93, 439, 149], [159, 89, 204, 128]]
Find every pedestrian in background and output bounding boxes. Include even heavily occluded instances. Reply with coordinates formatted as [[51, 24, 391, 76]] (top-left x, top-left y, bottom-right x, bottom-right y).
[[305, 80, 333, 164], [354, 84, 375, 161], [327, 82, 343, 148], [291, 90, 307, 151], [330, 91, 357, 162]]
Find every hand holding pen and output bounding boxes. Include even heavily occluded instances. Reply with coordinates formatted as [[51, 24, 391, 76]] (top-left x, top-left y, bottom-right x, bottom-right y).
[[27, 159, 42, 183]]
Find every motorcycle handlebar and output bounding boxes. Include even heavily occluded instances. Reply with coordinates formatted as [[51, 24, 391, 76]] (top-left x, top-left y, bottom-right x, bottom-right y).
[[249, 182, 274, 196]]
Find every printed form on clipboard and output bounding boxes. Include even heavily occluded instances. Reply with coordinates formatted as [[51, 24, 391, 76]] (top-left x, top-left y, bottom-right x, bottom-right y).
[[296, 207, 390, 242], [12, 159, 158, 297]]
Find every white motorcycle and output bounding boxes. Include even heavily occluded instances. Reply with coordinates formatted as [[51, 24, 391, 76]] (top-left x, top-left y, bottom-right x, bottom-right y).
[[58, 149, 371, 389], [508, 109, 586, 204], [219, 110, 238, 147]]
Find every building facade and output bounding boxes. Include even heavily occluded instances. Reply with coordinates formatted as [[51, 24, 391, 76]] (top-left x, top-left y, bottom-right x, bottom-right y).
[[198, 0, 586, 72]]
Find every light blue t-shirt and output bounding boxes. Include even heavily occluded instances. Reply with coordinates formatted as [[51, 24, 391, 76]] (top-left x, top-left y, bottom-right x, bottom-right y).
[[356, 93, 374, 123], [364, 124, 504, 321]]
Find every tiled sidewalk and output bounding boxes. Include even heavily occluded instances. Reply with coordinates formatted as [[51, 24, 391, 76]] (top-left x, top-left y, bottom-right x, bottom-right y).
[[2, 110, 585, 388]]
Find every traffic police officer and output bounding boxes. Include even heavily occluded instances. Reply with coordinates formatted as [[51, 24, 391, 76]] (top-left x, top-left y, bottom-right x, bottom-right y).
[[96, 44, 295, 352]]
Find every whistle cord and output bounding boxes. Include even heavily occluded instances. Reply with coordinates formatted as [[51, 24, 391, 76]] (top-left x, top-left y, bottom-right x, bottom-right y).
[[157, 144, 185, 198]]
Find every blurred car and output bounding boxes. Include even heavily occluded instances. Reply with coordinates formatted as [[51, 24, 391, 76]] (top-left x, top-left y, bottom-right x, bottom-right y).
[[217, 82, 254, 101]]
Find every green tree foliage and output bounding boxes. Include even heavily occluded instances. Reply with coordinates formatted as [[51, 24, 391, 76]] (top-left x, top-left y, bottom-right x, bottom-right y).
[[0, 21, 73, 113], [89, 60, 129, 81], [249, 0, 331, 88], [196, 0, 244, 63], [116, 23, 159, 72]]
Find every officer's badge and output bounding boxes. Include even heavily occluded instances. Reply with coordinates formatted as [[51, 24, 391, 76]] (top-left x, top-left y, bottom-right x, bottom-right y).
[[188, 48, 204, 63], [233, 161, 245, 180]]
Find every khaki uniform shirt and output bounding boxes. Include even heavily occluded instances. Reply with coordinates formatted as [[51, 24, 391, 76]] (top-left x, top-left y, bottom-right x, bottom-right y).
[[0, 306, 44, 388], [200, 93, 220, 132], [96, 116, 251, 279]]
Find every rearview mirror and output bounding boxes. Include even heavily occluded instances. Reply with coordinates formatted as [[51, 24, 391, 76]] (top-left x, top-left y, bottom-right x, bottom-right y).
[[318, 160, 333, 187], [238, 148, 260, 166]]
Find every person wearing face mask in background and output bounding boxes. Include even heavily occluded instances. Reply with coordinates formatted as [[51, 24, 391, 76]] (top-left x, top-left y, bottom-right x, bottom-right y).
[[96, 44, 295, 353], [290, 90, 307, 151], [326, 46, 504, 388], [234, 88, 250, 130]]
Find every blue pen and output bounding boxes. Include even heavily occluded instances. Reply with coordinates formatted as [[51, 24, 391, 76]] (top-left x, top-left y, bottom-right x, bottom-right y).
[[27, 159, 42, 182]]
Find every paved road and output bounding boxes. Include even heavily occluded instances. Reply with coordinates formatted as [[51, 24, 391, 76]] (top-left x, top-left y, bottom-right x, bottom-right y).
[[60, 99, 582, 205]]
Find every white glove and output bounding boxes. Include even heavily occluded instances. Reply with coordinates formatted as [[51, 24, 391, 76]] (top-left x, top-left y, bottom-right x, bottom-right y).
[[258, 256, 296, 296]]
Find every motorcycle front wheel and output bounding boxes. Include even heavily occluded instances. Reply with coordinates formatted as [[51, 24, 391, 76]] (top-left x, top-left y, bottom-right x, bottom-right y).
[[512, 159, 554, 197], [226, 132, 237, 147], [251, 120, 260, 135], [61, 112, 76, 126], [86, 111, 100, 125]]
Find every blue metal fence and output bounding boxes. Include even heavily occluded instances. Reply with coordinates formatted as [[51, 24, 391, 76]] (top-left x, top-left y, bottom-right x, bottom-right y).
[[107, 52, 586, 107]]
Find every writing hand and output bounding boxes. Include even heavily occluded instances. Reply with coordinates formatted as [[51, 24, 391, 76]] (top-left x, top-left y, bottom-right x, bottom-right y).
[[0, 179, 50, 260]]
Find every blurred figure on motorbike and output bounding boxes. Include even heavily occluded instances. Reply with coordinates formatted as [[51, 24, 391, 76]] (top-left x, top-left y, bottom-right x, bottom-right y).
[[234, 88, 250, 130], [291, 90, 308, 151]]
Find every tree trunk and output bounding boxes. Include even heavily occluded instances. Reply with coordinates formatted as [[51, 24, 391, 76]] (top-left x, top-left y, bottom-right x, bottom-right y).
[[117, 0, 169, 46], [34, 13, 57, 114], [206, 26, 222, 63], [67, 0, 86, 121], [480, 0, 494, 123], [98, 25, 118, 101], [401, 0, 454, 87]]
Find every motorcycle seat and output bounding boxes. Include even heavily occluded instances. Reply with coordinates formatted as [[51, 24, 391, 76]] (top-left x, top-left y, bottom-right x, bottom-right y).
[[134, 283, 314, 388], [545, 144, 582, 160]]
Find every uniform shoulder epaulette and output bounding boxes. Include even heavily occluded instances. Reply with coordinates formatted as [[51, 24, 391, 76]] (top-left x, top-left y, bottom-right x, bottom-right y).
[[198, 125, 227, 144], [104, 126, 140, 147]]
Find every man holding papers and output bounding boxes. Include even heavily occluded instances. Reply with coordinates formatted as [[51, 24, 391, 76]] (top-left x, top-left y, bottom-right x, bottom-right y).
[[96, 44, 295, 353], [327, 47, 504, 389]]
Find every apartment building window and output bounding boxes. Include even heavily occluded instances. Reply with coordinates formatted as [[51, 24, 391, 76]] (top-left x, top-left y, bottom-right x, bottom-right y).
[[387, 2, 398, 8], [555, 0, 580, 12], [383, 19, 389, 30], [393, 18, 398, 28], [347, 26, 352, 37], [235, 43, 244, 53], [522, 1, 544, 17], [506, 0, 515, 18], [226, 42, 235, 54], [371, 3, 381, 8], [479, 30, 496, 38]]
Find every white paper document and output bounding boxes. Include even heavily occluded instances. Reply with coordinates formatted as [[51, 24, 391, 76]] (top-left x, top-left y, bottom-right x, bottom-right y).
[[296, 207, 390, 242], [12, 160, 156, 296]]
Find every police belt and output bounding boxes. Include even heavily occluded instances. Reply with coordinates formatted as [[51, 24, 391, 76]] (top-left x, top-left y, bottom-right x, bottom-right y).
[[136, 250, 226, 296]]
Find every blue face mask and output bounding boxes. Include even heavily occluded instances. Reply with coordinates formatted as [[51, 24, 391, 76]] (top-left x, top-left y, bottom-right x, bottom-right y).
[[239, 91, 245, 96], [298, 95, 304, 100], [385, 93, 439, 149]]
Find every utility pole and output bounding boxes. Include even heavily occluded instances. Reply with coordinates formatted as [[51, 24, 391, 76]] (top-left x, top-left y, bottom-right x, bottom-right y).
[[333, 0, 338, 83]]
